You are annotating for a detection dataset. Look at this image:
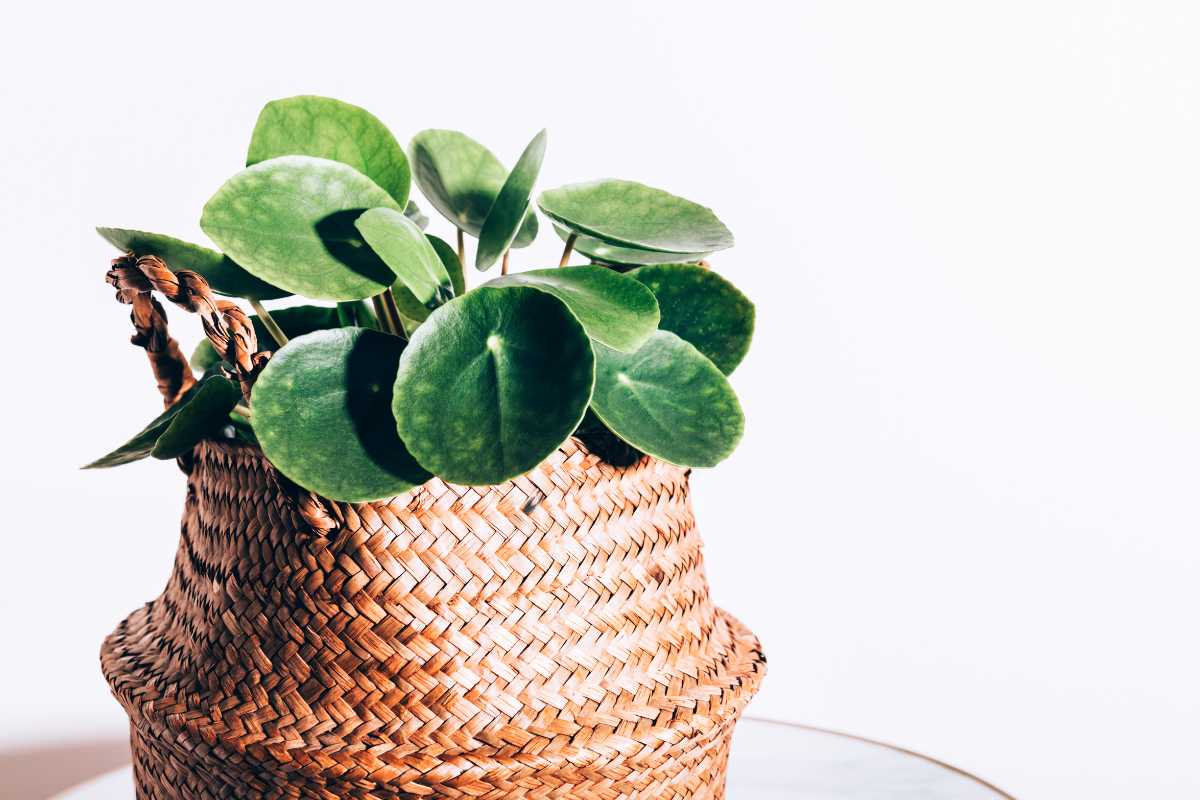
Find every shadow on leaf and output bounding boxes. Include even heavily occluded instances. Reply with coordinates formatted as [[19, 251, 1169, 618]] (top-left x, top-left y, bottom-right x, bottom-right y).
[[345, 333, 429, 483], [315, 210, 398, 287]]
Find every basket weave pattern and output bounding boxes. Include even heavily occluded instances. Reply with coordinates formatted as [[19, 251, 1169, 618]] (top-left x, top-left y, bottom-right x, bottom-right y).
[[101, 438, 765, 799]]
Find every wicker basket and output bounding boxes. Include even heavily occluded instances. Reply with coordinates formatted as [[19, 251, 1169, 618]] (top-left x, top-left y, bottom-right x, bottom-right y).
[[99, 256, 765, 799]]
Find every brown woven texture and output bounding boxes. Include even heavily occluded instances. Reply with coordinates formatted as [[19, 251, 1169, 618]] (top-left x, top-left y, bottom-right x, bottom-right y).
[[107, 253, 269, 404], [99, 258, 765, 798], [102, 441, 765, 799]]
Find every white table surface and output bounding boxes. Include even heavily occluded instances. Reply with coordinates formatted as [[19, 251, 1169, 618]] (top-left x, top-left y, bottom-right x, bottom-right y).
[[54, 718, 1012, 799]]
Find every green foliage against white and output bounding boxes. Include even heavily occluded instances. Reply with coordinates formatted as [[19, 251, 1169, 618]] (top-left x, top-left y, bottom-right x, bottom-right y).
[[93, 96, 755, 500]]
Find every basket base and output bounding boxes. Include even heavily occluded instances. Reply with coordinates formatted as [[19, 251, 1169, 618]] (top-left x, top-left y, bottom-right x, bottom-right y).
[[128, 723, 734, 800], [123, 609, 759, 800]]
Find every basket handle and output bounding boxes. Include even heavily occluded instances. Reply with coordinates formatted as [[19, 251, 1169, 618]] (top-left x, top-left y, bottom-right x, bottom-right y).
[[104, 253, 349, 530], [106, 253, 268, 405]]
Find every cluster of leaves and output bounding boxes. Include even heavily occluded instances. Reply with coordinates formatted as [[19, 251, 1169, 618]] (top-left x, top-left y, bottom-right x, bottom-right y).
[[88, 96, 755, 501]]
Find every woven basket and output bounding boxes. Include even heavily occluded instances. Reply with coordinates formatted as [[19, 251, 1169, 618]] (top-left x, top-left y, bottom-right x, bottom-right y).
[[99, 256, 765, 799]]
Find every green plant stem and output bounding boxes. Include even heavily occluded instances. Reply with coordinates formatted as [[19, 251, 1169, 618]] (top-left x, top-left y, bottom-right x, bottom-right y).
[[457, 228, 466, 266], [371, 294, 397, 335], [249, 298, 288, 347], [558, 233, 577, 267]]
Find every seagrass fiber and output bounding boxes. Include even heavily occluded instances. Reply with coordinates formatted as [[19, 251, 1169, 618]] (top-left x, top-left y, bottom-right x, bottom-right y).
[[102, 438, 765, 799]]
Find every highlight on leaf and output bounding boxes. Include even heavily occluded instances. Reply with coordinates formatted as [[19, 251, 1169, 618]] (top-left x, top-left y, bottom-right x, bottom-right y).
[[247, 95, 411, 209], [200, 155, 401, 301]]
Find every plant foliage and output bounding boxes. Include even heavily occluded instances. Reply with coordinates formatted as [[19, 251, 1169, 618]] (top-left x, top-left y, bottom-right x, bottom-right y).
[[93, 95, 755, 500]]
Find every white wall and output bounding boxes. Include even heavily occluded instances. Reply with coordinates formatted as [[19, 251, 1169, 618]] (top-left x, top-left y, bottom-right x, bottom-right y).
[[3, 2, 1198, 797]]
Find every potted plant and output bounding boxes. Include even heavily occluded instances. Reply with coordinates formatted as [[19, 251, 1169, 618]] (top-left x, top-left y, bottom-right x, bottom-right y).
[[92, 95, 764, 800]]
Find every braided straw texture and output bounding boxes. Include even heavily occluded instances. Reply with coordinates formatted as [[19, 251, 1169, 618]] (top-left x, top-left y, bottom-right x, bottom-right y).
[[107, 253, 268, 404], [101, 438, 765, 799]]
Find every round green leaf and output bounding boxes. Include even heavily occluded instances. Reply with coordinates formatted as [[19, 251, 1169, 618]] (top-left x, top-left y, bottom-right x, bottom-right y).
[[554, 225, 709, 267], [83, 375, 240, 468], [476, 130, 547, 270], [201, 156, 401, 301], [152, 376, 243, 459], [408, 129, 538, 246], [246, 95, 411, 209], [190, 304, 342, 371], [629, 264, 754, 374], [252, 328, 430, 502], [539, 179, 733, 254], [486, 266, 659, 352], [393, 286, 594, 485], [355, 208, 453, 308], [590, 331, 743, 468], [96, 227, 289, 300]]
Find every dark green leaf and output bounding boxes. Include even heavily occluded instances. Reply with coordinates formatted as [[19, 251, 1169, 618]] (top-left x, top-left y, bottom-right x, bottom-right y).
[[476, 130, 547, 270], [539, 179, 733, 254], [190, 304, 342, 371], [200, 155, 401, 301], [83, 375, 240, 468], [590, 331, 743, 467], [393, 286, 594, 485], [246, 95, 411, 208], [152, 376, 242, 459], [389, 234, 466, 324], [337, 300, 380, 330], [574, 409, 644, 467], [390, 288, 430, 324], [83, 405, 181, 469], [96, 227, 289, 300], [355, 207, 453, 308], [251, 328, 430, 502], [554, 225, 709, 267], [428, 234, 466, 296], [229, 407, 258, 445], [408, 129, 538, 246], [629, 264, 754, 374], [486, 266, 658, 352]]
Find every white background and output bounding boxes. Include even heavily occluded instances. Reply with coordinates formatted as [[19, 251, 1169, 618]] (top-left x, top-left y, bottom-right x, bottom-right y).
[[2, 2, 1198, 798]]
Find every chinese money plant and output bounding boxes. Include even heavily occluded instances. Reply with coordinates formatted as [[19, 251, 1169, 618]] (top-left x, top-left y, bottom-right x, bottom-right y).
[[88, 96, 755, 501]]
